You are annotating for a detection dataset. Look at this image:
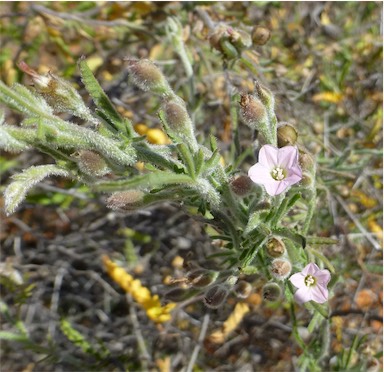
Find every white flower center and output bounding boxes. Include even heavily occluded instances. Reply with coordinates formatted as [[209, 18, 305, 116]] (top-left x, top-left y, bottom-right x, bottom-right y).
[[271, 166, 286, 181], [304, 274, 316, 287]]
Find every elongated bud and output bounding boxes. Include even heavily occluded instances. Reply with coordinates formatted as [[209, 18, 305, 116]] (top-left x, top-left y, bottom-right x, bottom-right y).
[[270, 258, 292, 280], [277, 124, 298, 147], [262, 282, 282, 301], [125, 58, 171, 96], [76, 150, 109, 176], [106, 190, 145, 211], [266, 237, 286, 258], [240, 94, 268, 130], [230, 174, 253, 196], [233, 280, 252, 299], [161, 98, 198, 152], [18, 61, 93, 121], [254, 80, 275, 113], [204, 285, 229, 309], [164, 288, 195, 302], [251, 26, 271, 46], [186, 269, 219, 288]]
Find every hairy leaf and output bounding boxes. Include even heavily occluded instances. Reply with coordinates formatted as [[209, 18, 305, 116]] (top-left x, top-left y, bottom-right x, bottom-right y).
[[4, 165, 70, 215]]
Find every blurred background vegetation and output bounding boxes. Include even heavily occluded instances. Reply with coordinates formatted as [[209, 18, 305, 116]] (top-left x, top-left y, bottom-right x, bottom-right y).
[[0, 2, 382, 371]]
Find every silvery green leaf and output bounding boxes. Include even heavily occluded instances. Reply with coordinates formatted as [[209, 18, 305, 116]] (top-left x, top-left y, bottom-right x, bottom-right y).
[[0, 125, 31, 152], [4, 165, 70, 215]]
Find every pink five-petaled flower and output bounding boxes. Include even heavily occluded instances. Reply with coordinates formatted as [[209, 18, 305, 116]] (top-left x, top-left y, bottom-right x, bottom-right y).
[[248, 145, 302, 196], [289, 263, 331, 304]]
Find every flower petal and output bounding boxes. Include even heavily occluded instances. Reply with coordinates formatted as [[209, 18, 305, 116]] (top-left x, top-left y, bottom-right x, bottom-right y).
[[310, 284, 328, 303], [248, 163, 273, 184], [302, 263, 319, 276], [259, 145, 278, 168], [263, 180, 286, 196], [314, 269, 331, 285], [289, 272, 305, 288], [294, 287, 312, 304], [277, 146, 299, 168]]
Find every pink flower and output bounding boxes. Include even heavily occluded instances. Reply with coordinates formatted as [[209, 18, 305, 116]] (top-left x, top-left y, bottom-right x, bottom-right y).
[[248, 145, 302, 196], [289, 263, 331, 304]]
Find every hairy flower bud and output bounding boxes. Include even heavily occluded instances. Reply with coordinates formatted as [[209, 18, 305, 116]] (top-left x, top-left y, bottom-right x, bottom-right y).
[[18, 61, 93, 121], [262, 282, 282, 301], [277, 124, 298, 147], [106, 190, 145, 211], [240, 94, 268, 129], [76, 150, 109, 176], [254, 80, 275, 113], [204, 285, 229, 309], [299, 149, 315, 172], [251, 26, 271, 46], [300, 172, 314, 187], [186, 268, 219, 288], [230, 174, 253, 196], [233, 280, 253, 299], [270, 258, 292, 280], [266, 237, 286, 258], [164, 287, 195, 302], [125, 58, 171, 95], [161, 98, 198, 151]]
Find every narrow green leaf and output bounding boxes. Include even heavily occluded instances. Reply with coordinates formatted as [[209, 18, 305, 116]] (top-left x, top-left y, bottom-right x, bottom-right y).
[[0, 125, 31, 152], [177, 143, 195, 178], [94, 171, 194, 192], [78, 58, 131, 135], [4, 165, 70, 215]]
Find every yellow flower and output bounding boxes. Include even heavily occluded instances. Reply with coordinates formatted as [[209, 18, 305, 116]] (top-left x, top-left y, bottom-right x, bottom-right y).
[[134, 123, 171, 145], [102, 256, 176, 323]]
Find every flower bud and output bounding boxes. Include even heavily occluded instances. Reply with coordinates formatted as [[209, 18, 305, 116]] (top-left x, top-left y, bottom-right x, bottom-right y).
[[300, 172, 314, 188], [76, 150, 109, 176], [240, 94, 268, 129], [125, 59, 171, 95], [208, 24, 228, 52], [262, 282, 282, 301], [254, 80, 275, 112], [230, 174, 253, 196], [277, 124, 298, 147], [254, 201, 272, 211], [164, 287, 194, 302], [162, 99, 198, 151], [18, 61, 93, 121], [299, 149, 315, 172], [251, 26, 271, 46], [266, 237, 286, 258], [233, 280, 253, 299], [270, 258, 292, 280], [106, 190, 145, 211], [204, 285, 229, 309], [228, 28, 252, 50], [186, 269, 219, 288]]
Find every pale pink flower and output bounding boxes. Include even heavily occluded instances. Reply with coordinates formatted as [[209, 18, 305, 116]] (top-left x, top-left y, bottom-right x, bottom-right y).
[[248, 145, 302, 196], [289, 263, 331, 304]]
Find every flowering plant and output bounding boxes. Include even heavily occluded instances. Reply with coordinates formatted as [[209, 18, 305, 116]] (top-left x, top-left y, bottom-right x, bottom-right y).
[[0, 17, 338, 370]]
